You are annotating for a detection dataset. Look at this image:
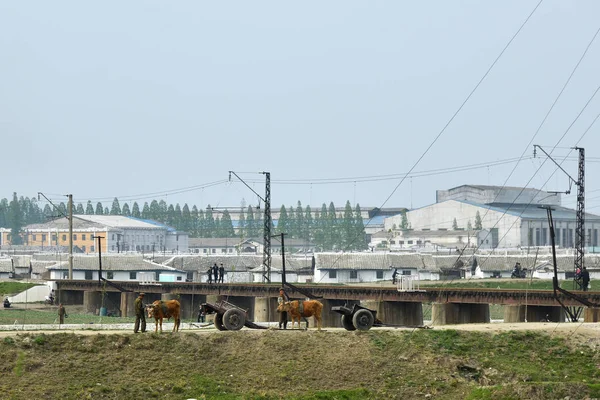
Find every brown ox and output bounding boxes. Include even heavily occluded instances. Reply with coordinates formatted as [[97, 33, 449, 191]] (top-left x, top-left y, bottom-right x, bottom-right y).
[[146, 300, 181, 333], [277, 300, 323, 330]]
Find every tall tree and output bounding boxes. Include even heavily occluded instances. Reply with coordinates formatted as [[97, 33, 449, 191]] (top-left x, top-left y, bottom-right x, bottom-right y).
[[0, 198, 8, 227], [277, 205, 289, 235], [110, 198, 121, 215], [43, 204, 52, 219], [174, 204, 182, 229], [95, 202, 104, 215], [158, 200, 168, 222], [149, 200, 160, 220], [475, 211, 483, 230], [341, 200, 355, 249], [467, 220, 473, 231], [191, 205, 199, 237], [75, 203, 85, 215], [122, 203, 131, 216], [295, 202, 305, 240], [327, 202, 339, 250], [287, 206, 296, 238], [181, 204, 191, 233], [354, 204, 368, 250], [167, 204, 176, 226], [221, 210, 235, 237], [400, 210, 409, 230], [238, 207, 246, 239], [304, 205, 313, 242], [246, 206, 256, 238], [85, 201, 94, 215], [198, 209, 206, 237], [132, 202, 141, 218], [142, 202, 150, 219], [59, 202, 67, 216], [205, 206, 215, 237], [8, 192, 23, 244], [452, 218, 459, 230]]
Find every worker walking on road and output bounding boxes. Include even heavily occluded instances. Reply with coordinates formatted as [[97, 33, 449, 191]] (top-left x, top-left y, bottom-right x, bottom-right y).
[[134, 293, 146, 333]]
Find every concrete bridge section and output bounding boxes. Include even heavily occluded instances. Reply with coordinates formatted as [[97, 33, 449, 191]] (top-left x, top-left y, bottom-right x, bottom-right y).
[[56, 281, 600, 327]]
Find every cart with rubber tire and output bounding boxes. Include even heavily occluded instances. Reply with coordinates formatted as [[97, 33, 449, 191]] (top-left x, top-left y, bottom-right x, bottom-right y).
[[201, 300, 267, 331], [332, 303, 431, 331], [332, 304, 383, 331]]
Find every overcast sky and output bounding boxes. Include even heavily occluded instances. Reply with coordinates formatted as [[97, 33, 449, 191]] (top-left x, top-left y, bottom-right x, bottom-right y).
[[1, 1, 599, 214]]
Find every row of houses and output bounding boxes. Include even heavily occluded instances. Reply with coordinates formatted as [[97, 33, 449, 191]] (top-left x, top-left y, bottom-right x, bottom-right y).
[[2, 251, 600, 284]]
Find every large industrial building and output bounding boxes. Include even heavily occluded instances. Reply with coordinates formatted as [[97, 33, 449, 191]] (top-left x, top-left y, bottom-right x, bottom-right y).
[[384, 185, 600, 249]]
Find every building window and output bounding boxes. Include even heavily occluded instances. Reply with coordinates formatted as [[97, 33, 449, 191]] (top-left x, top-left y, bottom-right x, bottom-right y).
[[212, 249, 216, 254], [390, 240, 395, 245], [33, 234, 37, 241], [402, 270, 411, 275], [42, 234, 47, 242], [62, 272, 68, 279], [62, 235, 67, 241], [221, 249, 227, 253], [130, 272, 137, 280], [376, 270, 383, 279], [203, 249, 207, 253], [399, 241, 404, 245], [107, 271, 114, 279], [85, 271, 93, 280], [82, 245, 86, 252], [82, 234, 86, 241], [349, 270, 358, 279], [112, 234, 115, 241], [407, 240, 413, 245], [73, 234, 78, 240], [111, 245, 115, 251], [329, 270, 337, 279], [52, 234, 57, 242], [229, 249, 233, 253], [91, 246, 95, 252], [176, 276, 182, 281]]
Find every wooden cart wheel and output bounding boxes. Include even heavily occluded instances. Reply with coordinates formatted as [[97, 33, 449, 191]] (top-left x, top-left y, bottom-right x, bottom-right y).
[[341, 314, 356, 331], [214, 314, 226, 331], [222, 308, 246, 331], [352, 309, 374, 331]]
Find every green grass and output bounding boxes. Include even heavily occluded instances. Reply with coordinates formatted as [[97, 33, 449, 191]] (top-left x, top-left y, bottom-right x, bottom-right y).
[[0, 330, 598, 399], [0, 308, 135, 325], [0, 282, 41, 296], [420, 279, 577, 291]]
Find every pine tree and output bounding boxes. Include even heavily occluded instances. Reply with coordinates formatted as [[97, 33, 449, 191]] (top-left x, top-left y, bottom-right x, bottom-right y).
[[238, 208, 246, 239], [110, 198, 121, 215], [467, 220, 473, 231], [75, 203, 84, 215], [0, 198, 8, 227], [205, 206, 215, 237], [198, 210, 206, 237], [327, 202, 339, 250], [59, 202, 67, 216], [158, 200, 168, 222], [149, 200, 160, 220], [132, 202, 141, 218], [181, 204, 191, 233], [475, 211, 482, 230], [277, 205, 289, 235], [295, 202, 305, 240], [246, 206, 256, 238], [452, 218, 459, 230], [8, 193, 23, 244], [287, 206, 296, 238], [85, 201, 94, 215], [400, 210, 409, 230], [43, 204, 52, 219], [304, 205, 313, 242], [122, 203, 131, 216], [315, 204, 328, 250], [191, 205, 199, 237], [221, 210, 235, 237], [167, 204, 176, 226], [341, 201, 355, 249], [142, 202, 150, 219], [354, 204, 367, 250]]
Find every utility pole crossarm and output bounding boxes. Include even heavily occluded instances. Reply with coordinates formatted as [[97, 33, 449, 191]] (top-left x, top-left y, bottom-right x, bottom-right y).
[[533, 145, 577, 185]]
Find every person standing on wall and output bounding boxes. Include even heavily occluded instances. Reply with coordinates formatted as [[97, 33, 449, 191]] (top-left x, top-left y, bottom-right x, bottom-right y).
[[219, 263, 225, 283], [134, 293, 146, 333]]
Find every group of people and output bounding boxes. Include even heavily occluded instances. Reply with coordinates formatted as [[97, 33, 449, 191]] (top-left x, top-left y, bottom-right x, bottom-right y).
[[207, 263, 225, 284]]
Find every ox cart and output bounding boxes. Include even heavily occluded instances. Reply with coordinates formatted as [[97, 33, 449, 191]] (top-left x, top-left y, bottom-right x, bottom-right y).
[[332, 303, 430, 331], [202, 300, 267, 331]]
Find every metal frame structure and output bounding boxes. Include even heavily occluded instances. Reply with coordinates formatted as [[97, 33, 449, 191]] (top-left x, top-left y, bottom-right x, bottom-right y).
[[533, 145, 585, 289]]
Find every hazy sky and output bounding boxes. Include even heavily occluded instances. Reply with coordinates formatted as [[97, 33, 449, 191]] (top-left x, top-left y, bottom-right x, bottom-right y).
[[1, 1, 600, 214]]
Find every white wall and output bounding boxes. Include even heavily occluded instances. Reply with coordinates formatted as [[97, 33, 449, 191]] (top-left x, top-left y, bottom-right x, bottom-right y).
[[7, 283, 53, 303]]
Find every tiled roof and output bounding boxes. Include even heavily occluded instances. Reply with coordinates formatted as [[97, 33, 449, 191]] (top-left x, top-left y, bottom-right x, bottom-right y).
[[163, 255, 313, 272], [461, 254, 600, 272], [25, 217, 108, 230], [46, 255, 181, 271], [315, 253, 440, 271]]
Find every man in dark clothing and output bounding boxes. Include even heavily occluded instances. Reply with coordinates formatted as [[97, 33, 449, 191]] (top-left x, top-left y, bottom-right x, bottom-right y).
[[219, 263, 225, 283], [392, 268, 398, 285], [581, 267, 590, 291], [207, 268, 213, 284], [197, 305, 206, 323], [134, 293, 146, 333], [58, 303, 67, 325], [213, 263, 219, 284]]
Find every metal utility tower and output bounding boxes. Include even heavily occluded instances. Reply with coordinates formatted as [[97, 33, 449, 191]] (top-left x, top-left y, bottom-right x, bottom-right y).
[[229, 171, 272, 283], [534, 145, 585, 288]]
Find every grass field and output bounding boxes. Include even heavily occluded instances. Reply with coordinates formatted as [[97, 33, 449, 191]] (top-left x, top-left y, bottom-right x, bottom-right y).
[[0, 281, 41, 297], [0, 329, 598, 399]]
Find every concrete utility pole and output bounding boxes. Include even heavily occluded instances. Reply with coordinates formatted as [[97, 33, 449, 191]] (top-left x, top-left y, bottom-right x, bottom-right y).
[[95, 235, 104, 283], [68, 194, 73, 280]]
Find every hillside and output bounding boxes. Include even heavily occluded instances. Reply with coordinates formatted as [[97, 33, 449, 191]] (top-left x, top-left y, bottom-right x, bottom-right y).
[[1, 328, 599, 399]]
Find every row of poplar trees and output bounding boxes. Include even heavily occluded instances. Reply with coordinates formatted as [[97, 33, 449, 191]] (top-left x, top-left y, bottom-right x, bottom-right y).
[[0, 193, 368, 251]]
